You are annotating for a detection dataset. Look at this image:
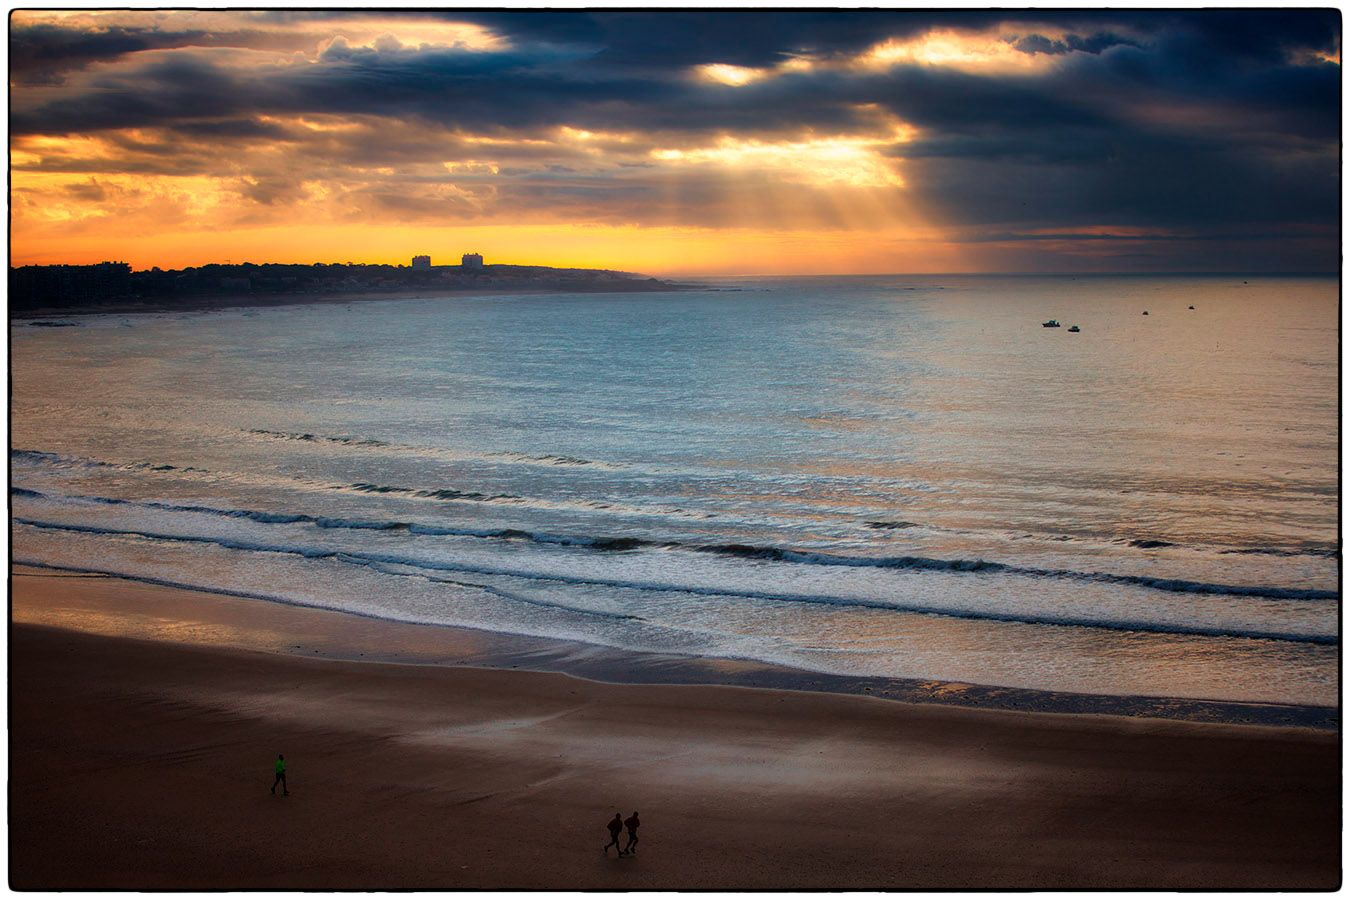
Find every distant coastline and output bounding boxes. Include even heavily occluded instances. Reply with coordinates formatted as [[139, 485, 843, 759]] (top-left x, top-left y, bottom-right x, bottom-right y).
[[9, 259, 697, 318]]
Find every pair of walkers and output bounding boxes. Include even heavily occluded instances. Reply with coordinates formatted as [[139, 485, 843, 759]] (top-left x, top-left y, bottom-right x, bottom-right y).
[[603, 811, 640, 857]]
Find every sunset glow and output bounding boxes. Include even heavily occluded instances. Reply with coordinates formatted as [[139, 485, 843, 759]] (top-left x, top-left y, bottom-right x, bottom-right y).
[[9, 10, 1340, 274], [862, 29, 1058, 73], [697, 63, 769, 86]]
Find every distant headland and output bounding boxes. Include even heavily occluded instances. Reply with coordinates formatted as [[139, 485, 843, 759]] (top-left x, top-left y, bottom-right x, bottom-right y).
[[9, 252, 692, 316]]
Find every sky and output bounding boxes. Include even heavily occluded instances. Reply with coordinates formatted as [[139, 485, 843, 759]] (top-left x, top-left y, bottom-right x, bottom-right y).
[[8, 8, 1341, 275]]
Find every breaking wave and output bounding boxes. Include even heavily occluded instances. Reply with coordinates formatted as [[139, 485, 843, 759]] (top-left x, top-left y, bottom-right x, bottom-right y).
[[12, 487, 1338, 602], [11, 511, 1341, 643]]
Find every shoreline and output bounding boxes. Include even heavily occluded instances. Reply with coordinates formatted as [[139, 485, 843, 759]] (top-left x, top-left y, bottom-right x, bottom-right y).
[[9, 568, 1340, 889], [9, 281, 703, 320], [12, 564, 1339, 730]]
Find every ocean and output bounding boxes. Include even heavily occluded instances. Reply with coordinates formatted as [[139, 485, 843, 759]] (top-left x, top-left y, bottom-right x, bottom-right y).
[[10, 275, 1339, 710]]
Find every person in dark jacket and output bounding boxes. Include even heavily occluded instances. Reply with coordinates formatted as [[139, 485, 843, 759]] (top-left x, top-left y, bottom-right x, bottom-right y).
[[602, 812, 623, 855], [621, 811, 640, 856]]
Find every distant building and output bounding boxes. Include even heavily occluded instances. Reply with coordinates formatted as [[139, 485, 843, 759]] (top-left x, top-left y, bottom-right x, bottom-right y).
[[462, 252, 484, 268], [411, 255, 431, 270]]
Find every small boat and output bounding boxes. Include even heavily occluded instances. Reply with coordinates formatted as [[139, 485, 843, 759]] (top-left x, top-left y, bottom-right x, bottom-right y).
[[1042, 319, 1061, 328], [1067, 325, 1080, 333]]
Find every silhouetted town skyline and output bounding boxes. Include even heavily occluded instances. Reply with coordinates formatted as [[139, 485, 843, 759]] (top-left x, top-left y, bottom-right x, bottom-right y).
[[9, 255, 677, 313]]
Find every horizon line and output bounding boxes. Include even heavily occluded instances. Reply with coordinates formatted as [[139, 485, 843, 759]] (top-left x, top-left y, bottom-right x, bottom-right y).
[[8, 260, 1339, 280]]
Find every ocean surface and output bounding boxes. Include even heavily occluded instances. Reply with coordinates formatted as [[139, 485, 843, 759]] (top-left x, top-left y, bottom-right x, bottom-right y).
[[10, 275, 1340, 708]]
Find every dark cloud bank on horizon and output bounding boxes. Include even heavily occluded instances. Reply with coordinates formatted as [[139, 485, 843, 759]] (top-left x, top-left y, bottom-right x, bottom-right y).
[[9, 9, 1340, 271]]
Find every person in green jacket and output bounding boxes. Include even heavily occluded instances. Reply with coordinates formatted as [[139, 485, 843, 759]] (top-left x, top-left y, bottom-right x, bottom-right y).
[[271, 754, 288, 796]]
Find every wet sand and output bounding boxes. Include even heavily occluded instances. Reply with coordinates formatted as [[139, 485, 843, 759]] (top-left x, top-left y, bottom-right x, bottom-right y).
[[9, 571, 1340, 890]]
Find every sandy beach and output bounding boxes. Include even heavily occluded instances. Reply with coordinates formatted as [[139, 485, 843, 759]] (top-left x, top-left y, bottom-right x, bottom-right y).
[[8, 569, 1340, 890]]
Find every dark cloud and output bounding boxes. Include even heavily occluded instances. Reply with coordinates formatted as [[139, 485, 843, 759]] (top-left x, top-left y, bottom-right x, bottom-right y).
[[1011, 32, 1139, 56], [12, 11, 1337, 140], [62, 180, 107, 201], [9, 23, 193, 84], [7, 21, 311, 85]]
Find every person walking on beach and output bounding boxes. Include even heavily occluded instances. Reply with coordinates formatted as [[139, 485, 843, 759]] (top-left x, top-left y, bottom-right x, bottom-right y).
[[621, 811, 640, 856], [271, 754, 289, 796], [603, 812, 623, 855]]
